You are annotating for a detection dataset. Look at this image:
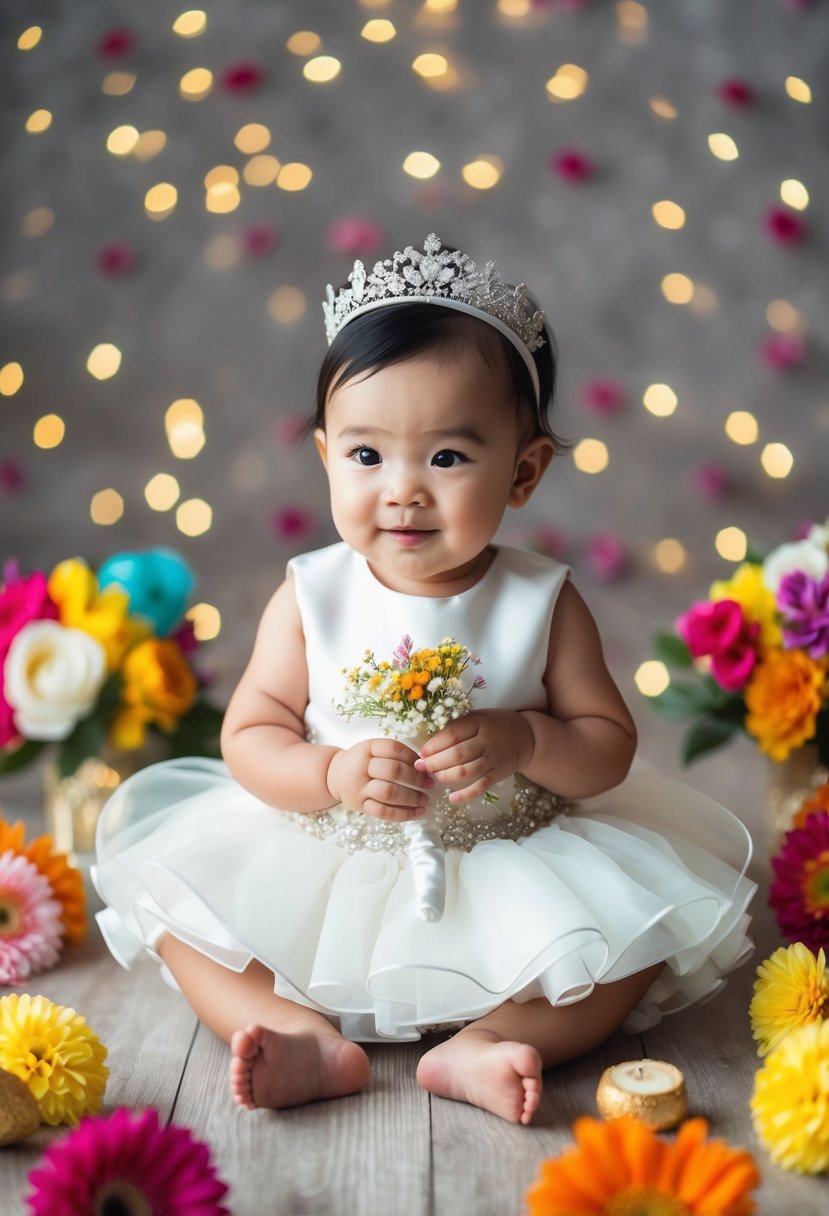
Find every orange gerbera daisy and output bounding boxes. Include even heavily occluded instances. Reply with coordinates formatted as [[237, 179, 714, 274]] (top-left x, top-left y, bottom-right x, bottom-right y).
[[0, 819, 86, 943], [525, 1116, 759, 1216], [794, 780, 829, 829]]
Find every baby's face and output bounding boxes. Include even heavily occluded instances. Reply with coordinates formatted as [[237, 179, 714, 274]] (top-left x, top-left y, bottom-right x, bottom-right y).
[[315, 347, 546, 595]]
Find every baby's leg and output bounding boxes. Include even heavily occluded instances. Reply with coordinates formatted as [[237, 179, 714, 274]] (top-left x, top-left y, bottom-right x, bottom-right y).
[[416, 963, 662, 1125], [157, 933, 370, 1110]]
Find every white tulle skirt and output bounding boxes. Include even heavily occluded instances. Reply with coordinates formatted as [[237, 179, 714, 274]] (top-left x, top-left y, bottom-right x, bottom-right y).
[[92, 757, 756, 1041]]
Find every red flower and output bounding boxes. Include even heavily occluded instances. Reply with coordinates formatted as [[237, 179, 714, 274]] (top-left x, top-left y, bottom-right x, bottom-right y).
[[764, 206, 808, 245], [95, 242, 138, 277], [220, 60, 265, 94], [760, 331, 807, 371], [717, 78, 757, 107], [95, 28, 135, 59], [579, 378, 624, 415], [549, 148, 594, 182], [675, 599, 759, 691], [770, 811, 829, 953]]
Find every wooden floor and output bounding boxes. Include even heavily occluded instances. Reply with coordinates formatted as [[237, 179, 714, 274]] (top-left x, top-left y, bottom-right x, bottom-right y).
[[2, 861, 823, 1215]]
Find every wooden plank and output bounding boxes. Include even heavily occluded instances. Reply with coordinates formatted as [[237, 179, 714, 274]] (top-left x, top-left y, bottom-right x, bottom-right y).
[[429, 1025, 636, 1216], [641, 896, 823, 1216], [2, 913, 196, 1209], [174, 1031, 432, 1216]]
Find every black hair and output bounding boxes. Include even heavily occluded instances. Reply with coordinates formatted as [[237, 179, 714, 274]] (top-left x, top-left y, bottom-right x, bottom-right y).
[[310, 300, 563, 450]]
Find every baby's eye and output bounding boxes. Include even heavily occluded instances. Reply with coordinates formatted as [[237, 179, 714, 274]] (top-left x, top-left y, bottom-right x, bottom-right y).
[[431, 449, 467, 468], [349, 446, 382, 466]]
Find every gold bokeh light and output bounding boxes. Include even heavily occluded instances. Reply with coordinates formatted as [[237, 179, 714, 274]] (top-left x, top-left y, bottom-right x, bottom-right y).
[[286, 31, 321, 56], [166, 399, 204, 429], [145, 183, 178, 219], [102, 72, 136, 96], [785, 76, 812, 104], [204, 235, 240, 270], [652, 200, 686, 229], [134, 131, 167, 161], [18, 27, 43, 51], [144, 473, 181, 511], [268, 287, 307, 323], [87, 344, 122, 381], [362, 19, 396, 41], [652, 538, 687, 574], [724, 410, 758, 445], [761, 442, 794, 479], [661, 273, 694, 304], [766, 300, 803, 333], [780, 179, 809, 210], [715, 526, 747, 562], [179, 67, 213, 100], [545, 64, 589, 102], [33, 414, 65, 449], [708, 133, 739, 161], [0, 362, 24, 395], [26, 110, 52, 133], [205, 184, 241, 214], [107, 125, 140, 156], [403, 151, 440, 179], [303, 56, 341, 83], [277, 163, 313, 191], [244, 154, 281, 186], [643, 384, 678, 417], [21, 208, 55, 237], [649, 96, 678, 119], [187, 602, 222, 641], [173, 10, 207, 37], [634, 661, 670, 698], [572, 438, 609, 474], [90, 489, 124, 526], [235, 123, 271, 154], [462, 157, 503, 189], [176, 498, 213, 537]]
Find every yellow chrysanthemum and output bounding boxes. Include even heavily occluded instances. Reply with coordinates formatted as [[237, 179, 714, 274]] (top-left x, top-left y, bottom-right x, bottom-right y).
[[744, 649, 828, 762], [710, 562, 781, 648], [526, 1115, 759, 1215], [750, 943, 828, 1057], [114, 637, 197, 748], [751, 1019, 829, 1174], [47, 558, 148, 670], [0, 819, 86, 943], [0, 992, 108, 1126]]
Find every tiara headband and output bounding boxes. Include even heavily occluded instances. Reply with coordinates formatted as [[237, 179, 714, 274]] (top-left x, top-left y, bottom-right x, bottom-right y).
[[322, 233, 546, 407]]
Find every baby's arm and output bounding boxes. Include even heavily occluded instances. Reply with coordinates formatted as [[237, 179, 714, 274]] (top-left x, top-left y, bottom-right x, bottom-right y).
[[417, 581, 637, 802], [221, 574, 432, 818]]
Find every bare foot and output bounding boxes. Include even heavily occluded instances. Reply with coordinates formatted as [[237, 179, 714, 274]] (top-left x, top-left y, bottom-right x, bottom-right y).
[[416, 1031, 542, 1125], [229, 1023, 370, 1111]]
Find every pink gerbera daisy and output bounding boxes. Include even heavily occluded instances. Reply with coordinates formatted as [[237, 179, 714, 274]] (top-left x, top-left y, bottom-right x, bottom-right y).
[[27, 1107, 230, 1215], [0, 851, 63, 984], [770, 810, 829, 953]]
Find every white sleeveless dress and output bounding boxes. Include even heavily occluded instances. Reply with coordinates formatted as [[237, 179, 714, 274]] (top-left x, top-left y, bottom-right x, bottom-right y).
[[92, 543, 756, 1042]]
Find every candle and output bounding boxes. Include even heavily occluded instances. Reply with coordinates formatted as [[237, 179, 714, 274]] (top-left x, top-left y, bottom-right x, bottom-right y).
[[596, 1059, 688, 1130]]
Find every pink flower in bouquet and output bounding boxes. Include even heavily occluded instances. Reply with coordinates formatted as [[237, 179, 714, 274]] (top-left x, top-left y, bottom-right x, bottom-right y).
[[0, 571, 58, 657], [778, 570, 829, 659], [760, 331, 807, 371], [675, 599, 759, 691], [0, 851, 64, 985], [0, 689, 18, 748], [770, 811, 829, 953]]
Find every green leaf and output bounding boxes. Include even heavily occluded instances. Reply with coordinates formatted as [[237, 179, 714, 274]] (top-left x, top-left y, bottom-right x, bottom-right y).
[[56, 714, 109, 778], [0, 738, 47, 775], [165, 698, 224, 760], [681, 714, 743, 764], [652, 631, 692, 668], [650, 681, 720, 720]]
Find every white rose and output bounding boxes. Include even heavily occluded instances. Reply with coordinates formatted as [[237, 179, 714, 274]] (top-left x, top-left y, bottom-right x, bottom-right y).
[[762, 539, 829, 595], [3, 619, 107, 741], [807, 516, 829, 551]]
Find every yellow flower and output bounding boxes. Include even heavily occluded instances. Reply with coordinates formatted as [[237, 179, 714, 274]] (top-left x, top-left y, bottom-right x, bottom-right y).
[[0, 993, 108, 1126], [751, 1019, 829, 1173], [47, 559, 148, 670], [750, 944, 828, 1057], [526, 1115, 759, 1215], [744, 649, 828, 762], [116, 638, 197, 746], [710, 562, 781, 648], [408, 685, 424, 700]]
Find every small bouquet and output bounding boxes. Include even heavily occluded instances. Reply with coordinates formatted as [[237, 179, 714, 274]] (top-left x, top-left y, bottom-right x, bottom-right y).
[[0, 547, 223, 779], [335, 636, 487, 922], [647, 518, 829, 765]]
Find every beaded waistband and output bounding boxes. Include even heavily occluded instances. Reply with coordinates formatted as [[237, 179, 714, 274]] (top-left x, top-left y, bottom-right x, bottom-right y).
[[282, 774, 575, 854]]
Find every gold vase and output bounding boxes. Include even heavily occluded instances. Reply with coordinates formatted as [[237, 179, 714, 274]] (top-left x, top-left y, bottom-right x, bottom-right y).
[[43, 747, 153, 858], [765, 743, 829, 853]]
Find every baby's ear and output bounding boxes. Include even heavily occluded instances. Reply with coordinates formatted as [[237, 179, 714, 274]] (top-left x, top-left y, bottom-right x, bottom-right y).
[[508, 437, 554, 508], [313, 428, 328, 469]]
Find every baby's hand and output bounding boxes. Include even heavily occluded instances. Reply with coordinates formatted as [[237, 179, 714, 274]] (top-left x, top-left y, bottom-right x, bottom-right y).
[[327, 738, 435, 821], [415, 710, 535, 805]]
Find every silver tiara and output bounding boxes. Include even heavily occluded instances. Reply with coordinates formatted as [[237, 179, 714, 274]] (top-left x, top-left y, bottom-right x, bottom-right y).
[[322, 235, 546, 398]]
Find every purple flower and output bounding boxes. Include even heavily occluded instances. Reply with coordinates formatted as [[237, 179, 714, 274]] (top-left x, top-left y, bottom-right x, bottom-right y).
[[393, 635, 414, 664], [778, 569, 829, 658]]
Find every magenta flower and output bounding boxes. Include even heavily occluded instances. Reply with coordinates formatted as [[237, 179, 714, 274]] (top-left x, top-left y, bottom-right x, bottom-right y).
[[0, 851, 63, 985], [764, 206, 808, 245], [778, 569, 829, 658], [95, 242, 138, 277], [716, 78, 757, 107], [585, 532, 627, 582], [0, 459, 25, 495], [220, 60, 265, 94], [95, 28, 135, 58], [692, 461, 731, 500], [549, 148, 595, 183], [0, 571, 58, 658], [760, 331, 807, 371], [326, 216, 385, 256], [579, 378, 625, 415], [770, 811, 829, 954], [269, 505, 315, 544], [0, 689, 18, 748], [675, 599, 759, 691], [26, 1107, 230, 1215]]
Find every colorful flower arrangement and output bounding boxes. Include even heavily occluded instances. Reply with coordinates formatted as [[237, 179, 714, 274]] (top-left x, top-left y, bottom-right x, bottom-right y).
[[525, 1114, 760, 1214], [335, 634, 486, 742], [0, 548, 223, 779], [0, 818, 86, 984], [648, 518, 829, 765]]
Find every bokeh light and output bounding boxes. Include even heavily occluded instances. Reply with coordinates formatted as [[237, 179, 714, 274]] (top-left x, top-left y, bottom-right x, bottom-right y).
[[145, 183, 178, 219], [268, 287, 307, 323], [176, 498, 213, 536], [652, 200, 686, 229], [643, 384, 678, 417], [286, 31, 321, 56], [462, 157, 503, 189], [187, 602, 222, 641], [785, 76, 811, 104], [760, 442, 794, 479], [572, 438, 609, 474], [21, 208, 54, 237], [634, 661, 670, 697], [725, 411, 758, 445], [362, 19, 396, 41], [172, 11, 207, 37], [179, 68, 213, 100], [652, 538, 687, 574], [86, 344, 122, 381], [18, 27, 43, 51], [715, 526, 747, 562], [661, 273, 694, 304], [0, 363, 24, 396], [33, 414, 65, 449], [780, 179, 809, 210], [303, 56, 341, 83], [144, 473, 181, 511], [90, 489, 124, 526], [235, 123, 271, 154], [277, 163, 313, 191], [403, 151, 440, 178], [708, 133, 739, 161], [25, 110, 52, 134]]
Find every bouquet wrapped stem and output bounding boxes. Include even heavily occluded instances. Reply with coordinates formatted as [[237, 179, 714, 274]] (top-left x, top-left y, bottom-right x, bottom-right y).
[[335, 636, 487, 922]]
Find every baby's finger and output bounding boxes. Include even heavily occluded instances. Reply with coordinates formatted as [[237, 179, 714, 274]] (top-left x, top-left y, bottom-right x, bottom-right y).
[[366, 778, 430, 810], [362, 797, 427, 822], [368, 757, 435, 790], [447, 776, 493, 805], [371, 737, 420, 764], [430, 756, 491, 787], [418, 718, 477, 759]]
